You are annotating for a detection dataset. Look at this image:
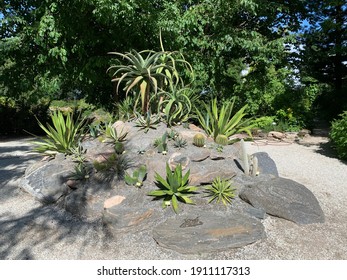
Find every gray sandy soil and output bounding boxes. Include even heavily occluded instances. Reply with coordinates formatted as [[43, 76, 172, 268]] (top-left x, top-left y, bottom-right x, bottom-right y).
[[0, 135, 346, 260]]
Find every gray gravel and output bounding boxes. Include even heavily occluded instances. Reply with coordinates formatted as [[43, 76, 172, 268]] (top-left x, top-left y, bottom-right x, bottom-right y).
[[1, 136, 347, 260]]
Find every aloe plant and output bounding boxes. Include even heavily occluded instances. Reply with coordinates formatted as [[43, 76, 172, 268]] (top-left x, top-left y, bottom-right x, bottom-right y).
[[34, 111, 86, 155], [161, 81, 197, 126], [107, 50, 174, 114], [195, 97, 253, 140], [148, 164, 198, 213]]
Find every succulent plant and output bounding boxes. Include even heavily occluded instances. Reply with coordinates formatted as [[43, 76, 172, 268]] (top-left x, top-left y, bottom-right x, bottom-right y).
[[166, 129, 178, 140], [204, 177, 236, 206], [174, 137, 187, 149], [193, 133, 205, 147], [154, 133, 168, 154], [114, 142, 125, 154], [135, 111, 161, 133], [215, 134, 229, 146], [124, 165, 147, 187], [241, 139, 250, 175], [148, 163, 198, 213]]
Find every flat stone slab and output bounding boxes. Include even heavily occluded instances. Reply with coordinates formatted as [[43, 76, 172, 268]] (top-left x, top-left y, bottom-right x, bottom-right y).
[[239, 177, 325, 224], [103, 192, 158, 232], [152, 210, 265, 254]]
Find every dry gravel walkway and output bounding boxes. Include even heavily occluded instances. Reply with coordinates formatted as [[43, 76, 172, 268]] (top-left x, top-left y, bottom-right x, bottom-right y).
[[0, 135, 346, 260]]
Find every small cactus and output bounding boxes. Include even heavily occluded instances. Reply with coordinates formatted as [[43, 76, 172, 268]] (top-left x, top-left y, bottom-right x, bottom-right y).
[[193, 133, 205, 147], [241, 139, 250, 175], [215, 134, 229, 146]]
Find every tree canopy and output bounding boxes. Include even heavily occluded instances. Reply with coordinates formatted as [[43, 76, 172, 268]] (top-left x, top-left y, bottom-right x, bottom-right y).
[[1, 0, 346, 122]]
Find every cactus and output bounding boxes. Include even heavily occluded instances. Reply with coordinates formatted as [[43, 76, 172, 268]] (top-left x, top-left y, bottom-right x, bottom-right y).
[[241, 139, 250, 175], [250, 155, 259, 176], [193, 133, 205, 147], [215, 134, 229, 146]]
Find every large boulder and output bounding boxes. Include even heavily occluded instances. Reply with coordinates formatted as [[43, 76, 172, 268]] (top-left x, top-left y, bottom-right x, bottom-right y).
[[152, 210, 265, 254], [239, 177, 325, 224], [252, 152, 279, 177], [19, 155, 74, 204]]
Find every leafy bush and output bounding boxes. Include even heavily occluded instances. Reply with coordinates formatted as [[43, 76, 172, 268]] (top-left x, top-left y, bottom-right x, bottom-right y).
[[195, 97, 252, 140], [0, 97, 50, 136], [330, 111, 347, 160], [34, 111, 87, 155], [148, 164, 198, 213]]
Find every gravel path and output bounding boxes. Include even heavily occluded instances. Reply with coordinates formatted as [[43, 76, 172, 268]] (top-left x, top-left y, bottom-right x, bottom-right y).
[[1, 135, 346, 260]]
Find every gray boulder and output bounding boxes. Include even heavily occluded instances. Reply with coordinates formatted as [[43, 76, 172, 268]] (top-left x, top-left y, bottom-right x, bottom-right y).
[[19, 155, 74, 204], [239, 177, 325, 224], [253, 152, 279, 177], [152, 210, 265, 254]]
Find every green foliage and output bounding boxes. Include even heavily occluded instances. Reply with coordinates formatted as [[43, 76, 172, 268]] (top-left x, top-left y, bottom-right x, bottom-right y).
[[69, 142, 87, 164], [100, 122, 128, 143], [117, 95, 137, 121], [161, 81, 197, 126], [107, 50, 173, 114], [195, 98, 252, 140], [124, 165, 147, 188], [33, 111, 86, 155], [93, 154, 131, 179], [154, 133, 168, 154], [88, 123, 101, 138], [251, 116, 276, 130], [69, 163, 91, 181], [166, 129, 179, 140], [193, 133, 206, 147], [330, 111, 347, 160], [173, 137, 188, 149], [148, 164, 198, 213], [135, 111, 161, 133], [204, 177, 236, 206], [215, 134, 229, 146]]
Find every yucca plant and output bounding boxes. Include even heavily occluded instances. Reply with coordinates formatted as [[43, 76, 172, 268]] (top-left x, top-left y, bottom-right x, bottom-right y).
[[195, 97, 253, 140], [148, 164, 198, 213], [204, 177, 236, 206], [34, 111, 86, 155]]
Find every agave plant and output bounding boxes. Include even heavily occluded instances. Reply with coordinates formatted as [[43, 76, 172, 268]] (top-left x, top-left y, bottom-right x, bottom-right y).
[[34, 111, 86, 155], [148, 164, 198, 213], [195, 97, 253, 140], [135, 111, 161, 133], [100, 122, 128, 143], [204, 177, 236, 206]]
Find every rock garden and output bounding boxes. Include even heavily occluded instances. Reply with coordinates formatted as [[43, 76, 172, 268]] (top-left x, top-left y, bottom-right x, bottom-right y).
[[19, 114, 325, 255]]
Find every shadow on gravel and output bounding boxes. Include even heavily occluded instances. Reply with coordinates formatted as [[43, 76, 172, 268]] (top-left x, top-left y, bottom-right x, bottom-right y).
[[0, 205, 113, 260]]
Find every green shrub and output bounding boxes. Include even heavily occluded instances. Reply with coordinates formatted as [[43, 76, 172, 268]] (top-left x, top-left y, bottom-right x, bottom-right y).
[[330, 111, 347, 160]]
